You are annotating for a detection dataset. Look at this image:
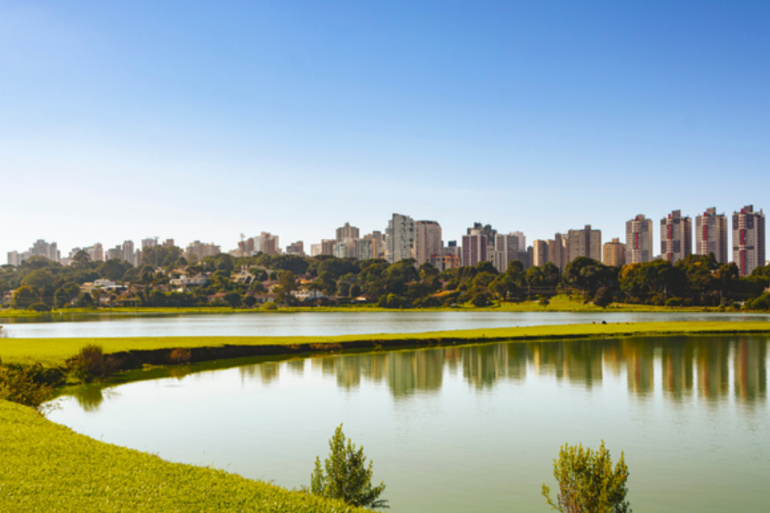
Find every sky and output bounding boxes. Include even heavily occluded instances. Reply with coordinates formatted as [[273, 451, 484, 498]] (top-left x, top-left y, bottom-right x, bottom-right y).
[[2, 1, 769, 259]]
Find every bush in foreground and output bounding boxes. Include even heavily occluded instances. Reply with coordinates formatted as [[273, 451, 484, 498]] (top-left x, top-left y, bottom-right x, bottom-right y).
[[69, 345, 115, 383], [542, 440, 631, 513], [310, 424, 388, 509], [0, 360, 56, 410]]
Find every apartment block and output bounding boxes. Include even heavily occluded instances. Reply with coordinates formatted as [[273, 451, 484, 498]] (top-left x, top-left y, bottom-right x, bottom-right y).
[[732, 205, 766, 276], [510, 231, 526, 251], [660, 210, 692, 263], [310, 243, 323, 257], [415, 220, 442, 266], [602, 238, 626, 267], [566, 225, 602, 263], [493, 233, 523, 273], [695, 208, 728, 264], [122, 241, 135, 263], [363, 231, 385, 260], [256, 232, 280, 255], [532, 240, 549, 267], [30, 239, 60, 262], [185, 241, 221, 262], [336, 223, 360, 242], [286, 241, 304, 256], [468, 223, 497, 260], [626, 215, 654, 264], [429, 253, 461, 271], [462, 229, 488, 267], [547, 234, 567, 272], [386, 213, 415, 264], [320, 239, 337, 256]]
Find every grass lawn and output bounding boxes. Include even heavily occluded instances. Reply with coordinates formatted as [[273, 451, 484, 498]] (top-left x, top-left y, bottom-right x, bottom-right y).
[[0, 294, 741, 319], [0, 400, 369, 513], [3, 321, 770, 366]]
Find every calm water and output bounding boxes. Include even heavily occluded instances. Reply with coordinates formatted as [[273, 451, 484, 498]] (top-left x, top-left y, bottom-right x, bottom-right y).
[[3, 310, 770, 338], [49, 335, 769, 512]]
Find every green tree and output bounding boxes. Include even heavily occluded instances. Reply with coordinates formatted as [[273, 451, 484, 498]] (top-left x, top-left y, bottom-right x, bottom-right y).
[[21, 269, 55, 289], [13, 286, 38, 309], [593, 287, 614, 308], [71, 250, 92, 270], [274, 270, 299, 305], [98, 259, 132, 281], [563, 257, 615, 299], [542, 441, 631, 513], [222, 291, 242, 308], [54, 283, 81, 308], [310, 424, 387, 509]]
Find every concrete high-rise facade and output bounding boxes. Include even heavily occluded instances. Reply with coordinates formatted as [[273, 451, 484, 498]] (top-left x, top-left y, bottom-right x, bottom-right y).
[[695, 208, 728, 264], [532, 240, 549, 267], [386, 213, 415, 264], [660, 210, 692, 264], [185, 241, 221, 262], [336, 223, 360, 242], [286, 241, 304, 256], [256, 232, 280, 255], [493, 233, 522, 273], [626, 215, 654, 264], [566, 225, 601, 263], [603, 238, 626, 267], [547, 234, 567, 271], [320, 239, 337, 256], [510, 231, 526, 252], [732, 205, 766, 276], [415, 220, 442, 266], [122, 240, 135, 263], [462, 229, 488, 267], [363, 232, 385, 259]]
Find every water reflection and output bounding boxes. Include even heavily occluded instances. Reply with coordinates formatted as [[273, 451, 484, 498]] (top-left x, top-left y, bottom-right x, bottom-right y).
[[231, 336, 768, 404]]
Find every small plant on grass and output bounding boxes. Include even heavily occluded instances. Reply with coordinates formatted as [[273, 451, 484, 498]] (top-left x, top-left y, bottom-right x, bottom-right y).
[[0, 359, 54, 411], [167, 347, 191, 364], [310, 424, 388, 509], [69, 345, 115, 383], [542, 440, 631, 513], [539, 296, 550, 308]]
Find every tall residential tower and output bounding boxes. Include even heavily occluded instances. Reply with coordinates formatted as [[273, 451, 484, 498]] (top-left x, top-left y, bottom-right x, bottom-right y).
[[695, 208, 728, 264], [732, 205, 766, 276], [660, 210, 692, 263], [626, 215, 654, 264]]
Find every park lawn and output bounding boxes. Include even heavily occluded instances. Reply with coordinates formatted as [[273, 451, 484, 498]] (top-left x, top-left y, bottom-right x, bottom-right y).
[[3, 321, 770, 366], [0, 295, 729, 318], [0, 400, 369, 513]]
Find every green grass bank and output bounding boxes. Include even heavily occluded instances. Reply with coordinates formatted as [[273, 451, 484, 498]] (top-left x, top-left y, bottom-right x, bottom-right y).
[[3, 321, 770, 367], [0, 294, 746, 320], [0, 400, 369, 513]]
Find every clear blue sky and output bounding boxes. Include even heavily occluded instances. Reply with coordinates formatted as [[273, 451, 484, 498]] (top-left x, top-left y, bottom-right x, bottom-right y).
[[2, 1, 769, 258]]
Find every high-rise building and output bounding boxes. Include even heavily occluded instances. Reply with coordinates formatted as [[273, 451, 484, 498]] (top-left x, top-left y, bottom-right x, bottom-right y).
[[162, 239, 175, 248], [547, 234, 567, 271], [7, 251, 24, 266], [510, 231, 526, 252], [462, 228, 488, 267], [566, 225, 602, 263], [122, 241, 135, 263], [106, 245, 122, 261], [86, 243, 104, 262], [468, 223, 497, 259], [185, 241, 221, 262], [286, 241, 304, 256], [333, 240, 355, 259], [320, 239, 337, 256], [310, 244, 323, 257], [732, 205, 766, 276], [256, 232, 280, 255], [355, 239, 374, 261], [695, 208, 728, 264], [336, 223, 360, 242], [386, 213, 415, 264], [603, 238, 626, 267], [626, 215, 654, 264], [363, 231, 385, 259], [415, 220, 442, 266], [660, 210, 692, 264], [493, 233, 522, 273], [532, 240, 549, 267], [141, 238, 156, 249], [29, 240, 60, 262]]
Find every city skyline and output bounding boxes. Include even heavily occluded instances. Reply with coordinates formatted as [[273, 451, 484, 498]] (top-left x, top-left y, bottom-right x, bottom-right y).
[[2, 2, 770, 265]]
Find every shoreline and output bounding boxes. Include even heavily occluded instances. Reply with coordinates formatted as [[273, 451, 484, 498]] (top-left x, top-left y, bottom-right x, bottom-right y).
[[4, 321, 770, 367]]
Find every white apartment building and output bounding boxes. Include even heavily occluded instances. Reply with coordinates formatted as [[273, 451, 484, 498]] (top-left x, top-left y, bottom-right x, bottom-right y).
[[660, 210, 692, 264], [532, 240, 549, 267], [733, 205, 766, 276], [185, 241, 221, 262], [547, 234, 567, 271], [626, 215, 654, 264], [415, 220, 442, 266], [695, 208, 728, 264], [336, 223, 360, 242], [386, 213, 415, 264]]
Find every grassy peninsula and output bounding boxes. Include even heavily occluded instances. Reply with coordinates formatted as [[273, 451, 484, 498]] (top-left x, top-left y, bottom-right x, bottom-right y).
[[3, 321, 770, 366], [0, 400, 368, 513]]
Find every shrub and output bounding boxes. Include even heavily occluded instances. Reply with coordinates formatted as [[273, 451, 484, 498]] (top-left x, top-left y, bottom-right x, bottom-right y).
[[470, 291, 492, 307], [539, 296, 550, 308], [666, 297, 683, 307], [69, 345, 115, 383], [310, 424, 387, 509], [0, 362, 54, 410], [167, 348, 191, 365], [242, 295, 257, 308], [542, 441, 631, 513], [262, 302, 278, 311], [27, 302, 51, 312], [593, 287, 614, 308]]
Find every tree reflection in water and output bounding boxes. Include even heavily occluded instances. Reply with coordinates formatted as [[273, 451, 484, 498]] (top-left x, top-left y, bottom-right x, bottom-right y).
[[231, 336, 767, 405]]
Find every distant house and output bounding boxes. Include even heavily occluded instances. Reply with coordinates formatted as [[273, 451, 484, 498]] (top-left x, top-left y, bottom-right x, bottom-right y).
[[231, 266, 256, 285], [170, 273, 209, 287], [292, 289, 326, 302]]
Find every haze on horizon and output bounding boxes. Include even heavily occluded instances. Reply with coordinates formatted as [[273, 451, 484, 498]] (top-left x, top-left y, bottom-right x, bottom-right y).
[[2, 1, 769, 258]]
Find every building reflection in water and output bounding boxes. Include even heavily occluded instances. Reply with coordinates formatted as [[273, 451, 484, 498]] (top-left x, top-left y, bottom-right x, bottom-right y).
[[233, 336, 768, 407]]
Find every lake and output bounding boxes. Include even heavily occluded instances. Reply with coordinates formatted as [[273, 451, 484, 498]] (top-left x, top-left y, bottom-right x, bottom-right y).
[[48, 334, 769, 512], [3, 310, 770, 338]]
